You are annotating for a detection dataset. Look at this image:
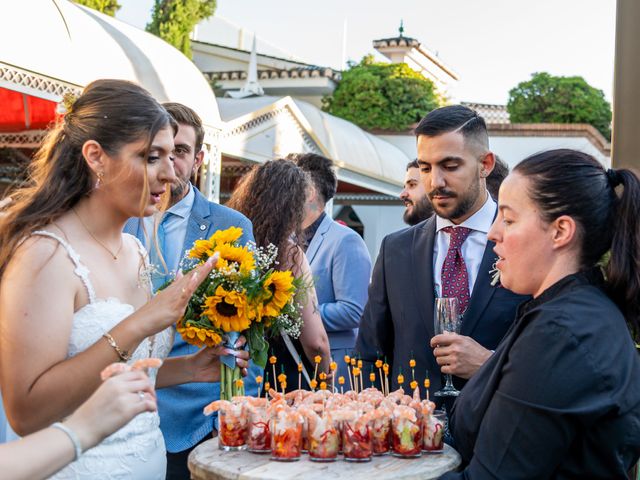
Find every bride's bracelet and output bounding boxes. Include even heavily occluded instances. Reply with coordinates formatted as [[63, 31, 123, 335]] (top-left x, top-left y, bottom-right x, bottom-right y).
[[51, 422, 83, 460], [102, 332, 131, 362]]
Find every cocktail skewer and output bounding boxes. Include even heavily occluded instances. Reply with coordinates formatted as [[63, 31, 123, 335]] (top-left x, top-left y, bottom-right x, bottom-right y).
[[269, 355, 278, 393]]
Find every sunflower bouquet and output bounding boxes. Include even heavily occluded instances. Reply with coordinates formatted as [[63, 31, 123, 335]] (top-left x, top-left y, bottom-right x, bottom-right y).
[[174, 226, 305, 400]]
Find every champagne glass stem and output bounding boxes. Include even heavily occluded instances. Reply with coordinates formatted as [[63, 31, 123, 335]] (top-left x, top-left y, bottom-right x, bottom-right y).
[[444, 373, 454, 389]]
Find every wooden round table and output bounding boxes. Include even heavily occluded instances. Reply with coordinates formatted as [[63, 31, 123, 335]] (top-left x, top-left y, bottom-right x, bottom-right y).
[[189, 438, 461, 480]]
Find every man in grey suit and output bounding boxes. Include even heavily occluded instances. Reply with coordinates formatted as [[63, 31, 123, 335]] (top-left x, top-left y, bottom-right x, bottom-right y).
[[125, 103, 259, 480], [356, 105, 527, 403], [289, 153, 372, 381]]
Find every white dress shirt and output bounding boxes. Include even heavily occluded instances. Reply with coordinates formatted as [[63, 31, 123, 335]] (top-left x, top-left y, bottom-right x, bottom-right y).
[[433, 193, 496, 297], [144, 184, 195, 275]]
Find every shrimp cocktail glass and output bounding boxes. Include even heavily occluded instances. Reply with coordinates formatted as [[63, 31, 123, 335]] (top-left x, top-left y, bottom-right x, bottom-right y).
[[423, 410, 446, 453], [270, 409, 303, 461], [247, 407, 271, 453], [219, 404, 248, 451], [308, 416, 340, 462], [371, 412, 391, 456], [342, 417, 373, 462], [391, 405, 423, 458]]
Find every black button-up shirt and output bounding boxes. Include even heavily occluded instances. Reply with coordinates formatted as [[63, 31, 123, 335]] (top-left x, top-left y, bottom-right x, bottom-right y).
[[443, 270, 640, 479]]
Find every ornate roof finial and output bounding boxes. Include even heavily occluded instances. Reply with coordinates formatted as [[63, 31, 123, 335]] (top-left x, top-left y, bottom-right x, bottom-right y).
[[399, 19, 404, 38], [226, 34, 264, 99]]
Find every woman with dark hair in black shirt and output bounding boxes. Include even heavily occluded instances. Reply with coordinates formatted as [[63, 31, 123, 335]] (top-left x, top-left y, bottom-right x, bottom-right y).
[[442, 149, 640, 479]]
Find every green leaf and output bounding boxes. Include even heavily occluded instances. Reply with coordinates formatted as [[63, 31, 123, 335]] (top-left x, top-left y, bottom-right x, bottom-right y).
[[248, 323, 268, 368]]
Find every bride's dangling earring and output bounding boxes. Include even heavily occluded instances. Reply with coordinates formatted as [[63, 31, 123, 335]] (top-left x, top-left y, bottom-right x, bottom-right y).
[[95, 171, 104, 190]]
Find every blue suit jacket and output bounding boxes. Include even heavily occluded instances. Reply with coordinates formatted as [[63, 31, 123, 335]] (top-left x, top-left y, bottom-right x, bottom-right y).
[[356, 214, 528, 402], [306, 215, 372, 350], [124, 187, 262, 452]]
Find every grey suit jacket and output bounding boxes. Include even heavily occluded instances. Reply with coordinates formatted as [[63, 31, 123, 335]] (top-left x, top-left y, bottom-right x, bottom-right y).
[[306, 215, 372, 350]]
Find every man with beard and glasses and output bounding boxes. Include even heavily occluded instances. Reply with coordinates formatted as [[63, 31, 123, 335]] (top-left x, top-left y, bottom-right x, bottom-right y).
[[125, 103, 261, 480], [357, 105, 527, 405], [401, 159, 434, 226]]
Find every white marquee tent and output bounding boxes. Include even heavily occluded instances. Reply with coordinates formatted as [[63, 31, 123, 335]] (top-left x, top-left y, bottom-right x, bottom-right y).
[[0, 0, 222, 197]]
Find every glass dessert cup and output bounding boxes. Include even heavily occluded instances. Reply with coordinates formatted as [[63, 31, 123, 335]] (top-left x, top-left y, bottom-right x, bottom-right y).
[[270, 410, 303, 461], [371, 417, 391, 456], [247, 407, 271, 453], [342, 418, 373, 462], [219, 407, 248, 451], [308, 419, 340, 462], [391, 412, 423, 458], [301, 417, 309, 453], [422, 410, 446, 454]]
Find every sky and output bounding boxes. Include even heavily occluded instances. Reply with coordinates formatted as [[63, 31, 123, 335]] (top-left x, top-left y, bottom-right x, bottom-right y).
[[116, 0, 617, 105]]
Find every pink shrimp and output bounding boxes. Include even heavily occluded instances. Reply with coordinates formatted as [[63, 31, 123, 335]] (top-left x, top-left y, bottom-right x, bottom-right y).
[[284, 389, 308, 401], [355, 410, 375, 432], [386, 388, 405, 404], [268, 388, 284, 401], [343, 390, 358, 401], [203, 399, 232, 416], [412, 385, 421, 402], [393, 405, 417, 423], [246, 397, 268, 408], [132, 358, 163, 371], [100, 363, 131, 380]]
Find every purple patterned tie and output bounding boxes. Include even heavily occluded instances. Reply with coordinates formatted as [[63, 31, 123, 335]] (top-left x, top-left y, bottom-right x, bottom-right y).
[[440, 226, 472, 315]]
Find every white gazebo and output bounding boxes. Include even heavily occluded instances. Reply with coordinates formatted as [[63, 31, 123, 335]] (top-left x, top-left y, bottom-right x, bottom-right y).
[[0, 0, 223, 198], [218, 94, 410, 259]]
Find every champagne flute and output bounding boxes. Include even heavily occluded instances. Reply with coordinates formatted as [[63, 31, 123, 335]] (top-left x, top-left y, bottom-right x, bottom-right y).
[[433, 297, 461, 397]]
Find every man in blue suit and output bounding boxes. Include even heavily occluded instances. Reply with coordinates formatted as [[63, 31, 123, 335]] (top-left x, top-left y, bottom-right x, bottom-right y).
[[125, 103, 259, 480], [289, 153, 372, 381], [356, 106, 527, 402]]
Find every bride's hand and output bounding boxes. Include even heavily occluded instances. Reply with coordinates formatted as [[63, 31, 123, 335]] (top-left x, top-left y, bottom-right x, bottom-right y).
[[189, 335, 250, 383], [138, 254, 219, 335]]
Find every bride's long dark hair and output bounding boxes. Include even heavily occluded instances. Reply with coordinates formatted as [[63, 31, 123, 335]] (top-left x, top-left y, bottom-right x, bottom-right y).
[[0, 79, 175, 279]]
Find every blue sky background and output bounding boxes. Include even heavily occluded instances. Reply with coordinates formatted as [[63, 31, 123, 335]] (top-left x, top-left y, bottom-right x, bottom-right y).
[[116, 0, 616, 105]]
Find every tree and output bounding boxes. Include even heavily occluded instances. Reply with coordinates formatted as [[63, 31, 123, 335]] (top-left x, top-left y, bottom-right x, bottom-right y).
[[146, 0, 216, 59], [74, 0, 120, 16], [322, 55, 442, 131], [507, 72, 612, 140]]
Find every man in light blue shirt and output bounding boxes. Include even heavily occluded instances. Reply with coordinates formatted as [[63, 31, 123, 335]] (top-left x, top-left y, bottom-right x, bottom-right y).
[[125, 103, 260, 480]]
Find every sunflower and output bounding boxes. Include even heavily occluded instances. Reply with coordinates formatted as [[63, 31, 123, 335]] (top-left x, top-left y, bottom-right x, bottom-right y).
[[214, 243, 255, 273], [188, 239, 215, 260], [202, 285, 254, 332], [211, 226, 243, 245], [176, 319, 222, 348], [261, 270, 294, 317]]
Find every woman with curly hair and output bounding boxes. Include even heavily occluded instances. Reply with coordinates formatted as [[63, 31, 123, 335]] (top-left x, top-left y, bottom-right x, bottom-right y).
[[227, 159, 331, 389]]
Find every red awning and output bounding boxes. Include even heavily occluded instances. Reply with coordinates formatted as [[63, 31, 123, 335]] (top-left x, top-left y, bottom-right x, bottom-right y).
[[0, 87, 58, 132]]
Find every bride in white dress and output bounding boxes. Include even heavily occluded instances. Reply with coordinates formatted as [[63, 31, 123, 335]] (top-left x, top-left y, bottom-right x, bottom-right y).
[[0, 80, 247, 479]]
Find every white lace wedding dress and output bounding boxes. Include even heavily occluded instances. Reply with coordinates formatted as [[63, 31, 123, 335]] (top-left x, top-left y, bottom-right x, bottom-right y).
[[34, 231, 173, 480]]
